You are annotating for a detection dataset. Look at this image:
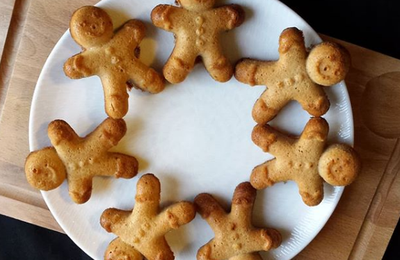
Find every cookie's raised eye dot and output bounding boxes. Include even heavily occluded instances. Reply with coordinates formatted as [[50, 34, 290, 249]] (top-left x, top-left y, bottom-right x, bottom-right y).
[[195, 16, 204, 24], [91, 24, 97, 30], [32, 168, 38, 174], [45, 163, 49, 167]]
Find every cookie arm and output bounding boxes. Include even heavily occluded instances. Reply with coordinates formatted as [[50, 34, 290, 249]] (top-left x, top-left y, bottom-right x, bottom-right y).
[[64, 52, 97, 79], [299, 117, 329, 142], [48, 120, 80, 148], [155, 201, 196, 235], [100, 208, 131, 234], [111, 20, 165, 94], [215, 4, 245, 31], [113, 19, 146, 50], [96, 153, 139, 179], [235, 59, 276, 86], [151, 5, 183, 32], [86, 118, 127, 151], [133, 174, 161, 217]]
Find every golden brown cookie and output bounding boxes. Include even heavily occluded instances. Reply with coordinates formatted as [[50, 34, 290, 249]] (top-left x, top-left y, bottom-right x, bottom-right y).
[[64, 6, 165, 119], [151, 0, 245, 83], [194, 182, 282, 260], [250, 117, 360, 206], [235, 27, 351, 124], [100, 173, 196, 260], [25, 118, 138, 204]]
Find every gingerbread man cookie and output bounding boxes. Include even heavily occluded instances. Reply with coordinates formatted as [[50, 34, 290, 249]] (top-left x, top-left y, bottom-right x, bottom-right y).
[[64, 6, 165, 119], [194, 182, 282, 260], [25, 118, 138, 204], [151, 0, 245, 83], [101, 174, 196, 260], [250, 117, 360, 206], [235, 27, 351, 124]]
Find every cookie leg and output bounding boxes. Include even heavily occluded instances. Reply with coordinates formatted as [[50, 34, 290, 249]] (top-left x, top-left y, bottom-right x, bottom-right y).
[[198, 241, 265, 260], [67, 175, 93, 204], [202, 52, 233, 82], [297, 179, 324, 206], [230, 253, 263, 260], [139, 237, 174, 260], [249, 228, 282, 251], [104, 238, 143, 260], [252, 91, 289, 124], [163, 46, 197, 84], [127, 62, 165, 94], [101, 75, 129, 119], [297, 87, 330, 117], [250, 160, 281, 190]]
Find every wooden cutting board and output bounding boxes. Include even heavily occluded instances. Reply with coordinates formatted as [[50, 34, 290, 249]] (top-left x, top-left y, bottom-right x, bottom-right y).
[[0, 0, 399, 259]]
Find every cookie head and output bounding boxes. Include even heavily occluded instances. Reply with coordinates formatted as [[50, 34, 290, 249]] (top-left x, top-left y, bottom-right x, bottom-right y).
[[70, 6, 113, 48], [318, 144, 361, 186], [177, 0, 216, 12], [306, 42, 351, 86], [25, 147, 66, 191]]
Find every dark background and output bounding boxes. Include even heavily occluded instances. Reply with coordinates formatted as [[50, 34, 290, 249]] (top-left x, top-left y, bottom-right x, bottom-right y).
[[1, 0, 400, 259]]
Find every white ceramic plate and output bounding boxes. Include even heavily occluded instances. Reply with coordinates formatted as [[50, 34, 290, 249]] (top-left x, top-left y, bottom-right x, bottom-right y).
[[29, 0, 354, 259]]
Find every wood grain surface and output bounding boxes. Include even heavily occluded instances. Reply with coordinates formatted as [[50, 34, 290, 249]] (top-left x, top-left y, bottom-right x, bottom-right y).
[[0, 0, 399, 259], [0, 0, 15, 59], [0, 0, 97, 233]]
